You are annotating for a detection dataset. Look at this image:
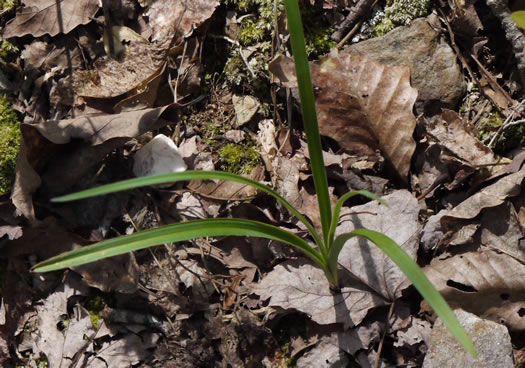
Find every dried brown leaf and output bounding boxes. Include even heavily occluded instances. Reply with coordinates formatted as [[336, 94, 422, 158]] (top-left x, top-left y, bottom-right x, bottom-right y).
[[252, 259, 386, 327], [12, 105, 179, 219], [336, 190, 421, 300], [423, 250, 525, 330], [441, 166, 525, 224], [311, 50, 417, 180], [72, 43, 166, 101], [146, 0, 220, 47], [425, 110, 497, 168], [3, 0, 99, 38], [188, 165, 265, 201]]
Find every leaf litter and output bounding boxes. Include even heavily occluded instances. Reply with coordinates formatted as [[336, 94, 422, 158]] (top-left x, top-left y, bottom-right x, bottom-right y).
[[2, 0, 525, 366]]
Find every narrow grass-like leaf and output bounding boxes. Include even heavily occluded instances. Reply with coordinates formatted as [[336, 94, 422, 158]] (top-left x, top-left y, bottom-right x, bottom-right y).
[[284, 0, 332, 244], [512, 11, 525, 30], [326, 190, 386, 248], [52, 170, 324, 248], [32, 218, 326, 273], [332, 229, 477, 357]]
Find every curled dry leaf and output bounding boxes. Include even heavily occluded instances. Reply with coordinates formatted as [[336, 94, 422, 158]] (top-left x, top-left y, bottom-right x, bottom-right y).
[[146, 0, 220, 47], [441, 166, 525, 224], [73, 43, 166, 101], [311, 50, 418, 180], [424, 110, 498, 168], [3, 0, 99, 38], [423, 250, 525, 331], [12, 105, 180, 219], [20, 273, 92, 367]]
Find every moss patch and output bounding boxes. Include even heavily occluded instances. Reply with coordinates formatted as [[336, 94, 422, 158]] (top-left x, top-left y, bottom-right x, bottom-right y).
[[373, 0, 430, 37], [0, 95, 20, 195], [218, 143, 261, 174]]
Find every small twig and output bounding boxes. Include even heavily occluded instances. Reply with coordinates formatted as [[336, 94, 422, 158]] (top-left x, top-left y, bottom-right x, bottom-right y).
[[487, 98, 525, 148], [438, 10, 479, 90], [335, 0, 379, 49], [173, 41, 188, 104], [471, 99, 490, 127], [373, 301, 395, 368], [469, 52, 515, 110], [416, 173, 449, 201], [332, 0, 376, 42], [335, 20, 364, 50]]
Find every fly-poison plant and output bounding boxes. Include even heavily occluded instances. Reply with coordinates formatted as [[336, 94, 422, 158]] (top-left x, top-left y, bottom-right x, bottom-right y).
[[33, 0, 476, 357]]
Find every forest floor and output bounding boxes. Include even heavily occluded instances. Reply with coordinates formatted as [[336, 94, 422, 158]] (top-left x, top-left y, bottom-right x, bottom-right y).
[[1, 0, 525, 367]]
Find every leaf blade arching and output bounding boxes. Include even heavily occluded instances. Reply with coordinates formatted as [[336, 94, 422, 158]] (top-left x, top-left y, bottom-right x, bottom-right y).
[[327, 189, 386, 248], [512, 11, 525, 30], [331, 229, 477, 357], [283, 0, 332, 245], [52, 170, 324, 248], [32, 218, 326, 273]]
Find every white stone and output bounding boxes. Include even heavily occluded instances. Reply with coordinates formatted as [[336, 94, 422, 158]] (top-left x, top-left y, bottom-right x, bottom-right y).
[[133, 134, 187, 179]]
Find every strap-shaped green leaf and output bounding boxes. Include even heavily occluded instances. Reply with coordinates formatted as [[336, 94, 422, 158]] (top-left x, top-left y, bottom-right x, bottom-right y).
[[52, 170, 324, 248], [32, 218, 326, 273], [284, 0, 332, 245], [326, 190, 386, 248], [512, 11, 525, 30], [331, 229, 477, 357]]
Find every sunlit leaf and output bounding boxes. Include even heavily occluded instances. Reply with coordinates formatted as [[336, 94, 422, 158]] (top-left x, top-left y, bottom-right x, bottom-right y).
[[331, 229, 477, 357], [32, 218, 326, 273]]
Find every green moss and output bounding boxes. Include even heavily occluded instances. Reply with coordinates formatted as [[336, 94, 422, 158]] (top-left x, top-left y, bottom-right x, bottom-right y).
[[304, 26, 336, 57], [478, 111, 503, 142], [85, 295, 108, 329], [0, 0, 16, 12], [239, 18, 266, 46], [373, 0, 430, 37], [0, 95, 20, 195], [0, 40, 18, 60], [224, 52, 246, 85], [478, 111, 525, 152], [218, 143, 261, 174]]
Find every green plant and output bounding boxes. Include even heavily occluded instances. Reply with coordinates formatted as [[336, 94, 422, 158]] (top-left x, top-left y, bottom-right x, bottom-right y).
[[512, 11, 525, 30], [32, 0, 476, 357], [0, 95, 20, 195], [218, 143, 261, 174]]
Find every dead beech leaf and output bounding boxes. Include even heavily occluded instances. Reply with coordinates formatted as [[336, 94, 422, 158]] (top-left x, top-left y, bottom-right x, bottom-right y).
[[423, 250, 525, 331], [3, 0, 99, 38], [251, 259, 386, 327], [336, 190, 421, 300], [73, 43, 165, 100], [146, 0, 220, 47], [23, 273, 91, 367], [12, 105, 179, 218], [188, 165, 265, 201], [480, 201, 525, 263], [425, 110, 497, 168], [441, 166, 525, 225], [26, 104, 178, 146], [311, 50, 418, 180]]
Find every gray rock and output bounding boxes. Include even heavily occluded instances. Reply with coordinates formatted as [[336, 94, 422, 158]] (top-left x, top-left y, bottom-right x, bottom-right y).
[[344, 14, 465, 112], [423, 309, 514, 368]]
